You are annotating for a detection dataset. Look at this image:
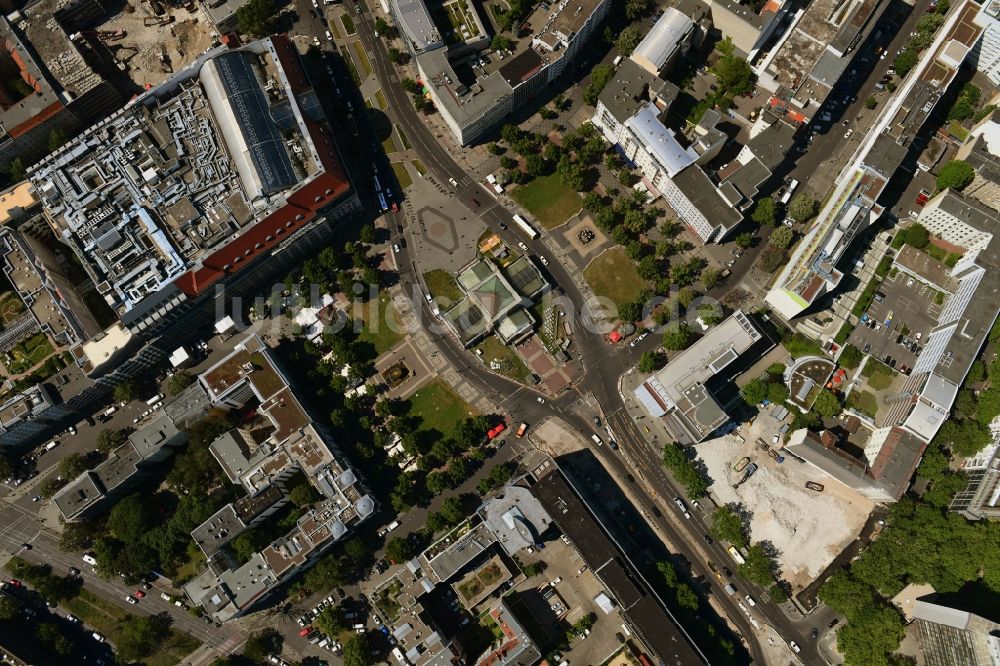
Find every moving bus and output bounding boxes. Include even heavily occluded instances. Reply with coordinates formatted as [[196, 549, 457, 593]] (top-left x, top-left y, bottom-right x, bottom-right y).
[[727, 545, 746, 565], [511, 214, 539, 240]]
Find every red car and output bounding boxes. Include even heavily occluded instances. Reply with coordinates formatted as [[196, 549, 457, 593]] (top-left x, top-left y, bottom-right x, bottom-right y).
[[8, 579, 20, 587], [299, 626, 312, 637], [134, 589, 146, 599]]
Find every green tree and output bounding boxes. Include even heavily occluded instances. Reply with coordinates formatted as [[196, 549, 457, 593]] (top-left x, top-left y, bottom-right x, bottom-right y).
[[113, 380, 139, 404], [583, 64, 615, 106], [0, 595, 17, 620], [937, 160, 975, 191], [315, 606, 347, 637], [893, 49, 919, 76], [242, 628, 282, 662], [819, 571, 874, 618], [107, 494, 153, 543], [735, 232, 754, 249], [36, 622, 73, 655], [865, 97, 879, 109], [625, 0, 649, 19], [343, 633, 375, 666], [702, 266, 723, 289], [751, 197, 776, 226], [835, 603, 906, 666], [714, 55, 755, 95], [738, 543, 775, 586], [812, 389, 842, 419], [740, 378, 767, 405], [661, 442, 709, 497], [710, 506, 747, 548], [662, 322, 694, 350], [524, 153, 547, 177], [360, 224, 377, 244], [787, 193, 817, 222], [385, 536, 416, 563], [839, 345, 863, 370], [167, 371, 196, 396], [769, 225, 793, 249], [8, 157, 25, 182], [48, 129, 66, 153], [615, 26, 642, 56], [235, 0, 277, 37], [491, 34, 511, 51], [637, 351, 663, 374], [58, 453, 87, 480], [289, 482, 319, 508], [759, 247, 786, 272], [117, 613, 173, 663]]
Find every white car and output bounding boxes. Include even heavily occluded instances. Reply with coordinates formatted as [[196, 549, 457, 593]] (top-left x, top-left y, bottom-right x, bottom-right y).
[[448, 177, 458, 187], [843, 128, 853, 139], [517, 242, 528, 251], [745, 594, 756, 607], [313, 36, 320, 47], [325, 30, 333, 41], [539, 256, 548, 266], [66, 614, 80, 624], [393, 243, 400, 253], [125, 595, 137, 605], [789, 641, 801, 653]]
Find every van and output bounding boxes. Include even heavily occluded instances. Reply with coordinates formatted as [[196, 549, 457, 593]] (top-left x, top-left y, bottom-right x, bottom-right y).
[[44, 440, 59, 452], [591, 434, 603, 446], [724, 584, 737, 595], [874, 292, 886, 303], [161, 593, 172, 602], [386, 520, 400, 533]]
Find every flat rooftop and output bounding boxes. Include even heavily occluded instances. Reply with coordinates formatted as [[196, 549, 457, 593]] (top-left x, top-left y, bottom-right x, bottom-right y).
[[29, 37, 350, 319]]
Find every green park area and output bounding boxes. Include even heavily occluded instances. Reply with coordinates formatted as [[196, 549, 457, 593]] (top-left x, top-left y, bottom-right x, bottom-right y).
[[475, 336, 530, 382], [356, 290, 404, 356], [510, 173, 583, 229], [391, 162, 412, 189], [407, 378, 477, 438], [863, 360, 896, 391], [7, 332, 54, 374], [583, 247, 645, 310], [423, 269, 464, 305]]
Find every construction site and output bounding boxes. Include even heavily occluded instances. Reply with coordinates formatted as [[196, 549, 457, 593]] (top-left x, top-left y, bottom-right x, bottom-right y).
[[694, 424, 874, 591], [90, 0, 219, 88]]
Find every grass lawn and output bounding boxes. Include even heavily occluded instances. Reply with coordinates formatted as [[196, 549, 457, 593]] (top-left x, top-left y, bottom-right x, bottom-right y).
[[423, 269, 463, 305], [396, 125, 412, 150], [0, 293, 25, 324], [9, 332, 54, 374], [328, 17, 342, 39], [356, 290, 404, 355], [847, 389, 878, 418], [412, 159, 428, 176], [353, 42, 373, 77], [63, 589, 200, 666], [583, 247, 645, 310], [339, 45, 361, 85], [407, 378, 477, 437], [340, 13, 356, 34], [863, 361, 896, 391], [174, 540, 207, 584], [382, 134, 397, 153], [391, 162, 412, 189], [375, 89, 388, 110], [510, 173, 583, 229], [475, 336, 530, 381]]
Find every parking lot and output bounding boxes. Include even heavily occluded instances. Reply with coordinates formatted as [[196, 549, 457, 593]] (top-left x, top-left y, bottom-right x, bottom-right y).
[[848, 270, 941, 374]]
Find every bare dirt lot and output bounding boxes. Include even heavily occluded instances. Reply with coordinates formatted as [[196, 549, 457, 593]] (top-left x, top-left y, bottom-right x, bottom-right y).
[[694, 431, 874, 589], [97, 2, 216, 88]]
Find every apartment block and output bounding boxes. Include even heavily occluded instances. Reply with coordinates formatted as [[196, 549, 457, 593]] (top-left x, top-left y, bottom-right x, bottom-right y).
[[397, 0, 612, 145], [971, 0, 1000, 85], [0, 0, 124, 170], [183, 335, 373, 622], [633, 310, 774, 442], [28, 36, 359, 339]]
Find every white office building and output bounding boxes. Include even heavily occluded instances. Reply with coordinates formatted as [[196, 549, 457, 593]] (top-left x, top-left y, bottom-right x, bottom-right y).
[[972, 0, 1000, 85]]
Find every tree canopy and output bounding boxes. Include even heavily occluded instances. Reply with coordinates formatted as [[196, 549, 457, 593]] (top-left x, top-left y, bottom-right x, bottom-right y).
[[740, 377, 767, 405], [787, 193, 817, 222], [751, 197, 777, 226], [811, 389, 842, 418], [710, 506, 747, 549], [615, 27, 642, 56], [769, 225, 793, 250], [235, 0, 277, 37], [936, 160, 975, 192], [662, 442, 709, 497]]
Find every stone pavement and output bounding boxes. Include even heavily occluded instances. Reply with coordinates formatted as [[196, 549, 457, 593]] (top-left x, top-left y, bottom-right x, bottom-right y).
[[389, 287, 498, 416]]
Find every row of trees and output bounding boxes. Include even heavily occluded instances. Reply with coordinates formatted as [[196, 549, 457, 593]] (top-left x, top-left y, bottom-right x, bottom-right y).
[[661, 442, 709, 497]]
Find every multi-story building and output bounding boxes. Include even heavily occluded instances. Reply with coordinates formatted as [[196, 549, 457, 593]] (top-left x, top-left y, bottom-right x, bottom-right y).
[[950, 440, 1000, 519], [592, 59, 797, 243], [767, 1, 984, 320], [783, 426, 927, 502], [955, 111, 1000, 212], [0, 0, 124, 170], [395, 0, 612, 145], [53, 410, 189, 521], [633, 310, 774, 442], [0, 384, 71, 448], [630, 8, 696, 78], [971, 0, 1000, 84], [912, 599, 1000, 666], [707, 0, 792, 60], [28, 35, 359, 339], [757, 0, 891, 120], [182, 334, 373, 622], [880, 191, 1000, 446]]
